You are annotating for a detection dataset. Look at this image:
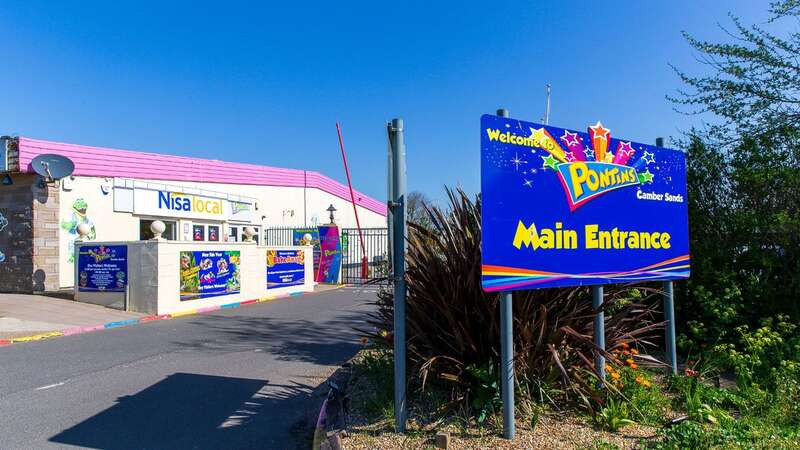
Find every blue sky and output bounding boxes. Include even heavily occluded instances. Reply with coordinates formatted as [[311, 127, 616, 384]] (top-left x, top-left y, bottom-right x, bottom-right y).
[[0, 1, 780, 203]]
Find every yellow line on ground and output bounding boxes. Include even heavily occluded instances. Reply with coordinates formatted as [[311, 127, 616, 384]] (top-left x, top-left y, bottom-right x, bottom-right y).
[[10, 331, 64, 343]]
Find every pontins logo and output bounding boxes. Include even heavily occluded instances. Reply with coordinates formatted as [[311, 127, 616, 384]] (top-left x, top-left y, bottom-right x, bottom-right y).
[[158, 191, 224, 215], [556, 161, 639, 210], [486, 121, 656, 211]]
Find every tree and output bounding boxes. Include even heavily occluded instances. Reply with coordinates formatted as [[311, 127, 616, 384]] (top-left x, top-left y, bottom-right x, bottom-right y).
[[406, 191, 432, 228], [671, 1, 800, 344], [670, 1, 800, 152]]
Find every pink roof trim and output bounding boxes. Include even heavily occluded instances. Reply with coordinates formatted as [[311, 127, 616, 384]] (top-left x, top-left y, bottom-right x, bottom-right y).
[[18, 137, 387, 216]]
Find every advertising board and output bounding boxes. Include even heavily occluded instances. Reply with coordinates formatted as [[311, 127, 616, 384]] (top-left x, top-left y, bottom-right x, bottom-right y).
[[481, 114, 690, 291]]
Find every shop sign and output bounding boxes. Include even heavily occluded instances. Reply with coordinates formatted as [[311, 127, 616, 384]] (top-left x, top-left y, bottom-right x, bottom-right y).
[[480, 114, 690, 291], [132, 188, 253, 222], [77, 245, 128, 292], [267, 249, 305, 289], [179, 250, 241, 301]]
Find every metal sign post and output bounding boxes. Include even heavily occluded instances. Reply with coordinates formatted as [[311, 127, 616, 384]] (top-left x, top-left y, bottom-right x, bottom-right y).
[[388, 118, 408, 432], [495, 108, 516, 439], [664, 281, 677, 374], [592, 286, 606, 385]]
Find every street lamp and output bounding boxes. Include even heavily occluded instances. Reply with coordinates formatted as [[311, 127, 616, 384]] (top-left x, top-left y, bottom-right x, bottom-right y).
[[327, 204, 337, 224]]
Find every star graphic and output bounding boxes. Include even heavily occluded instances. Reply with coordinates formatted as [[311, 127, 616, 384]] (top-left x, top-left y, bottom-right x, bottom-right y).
[[565, 151, 576, 162], [638, 170, 654, 184], [583, 146, 595, 160], [541, 154, 559, 170], [589, 121, 610, 141], [642, 151, 656, 165], [523, 179, 533, 188], [530, 127, 547, 142], [617, 141, 634, 157], [560, 130, 580, 147], [510, 152, 527, 171]]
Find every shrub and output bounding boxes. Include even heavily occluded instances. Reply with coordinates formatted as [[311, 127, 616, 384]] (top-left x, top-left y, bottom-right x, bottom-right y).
[[594, 398, 635, 432], [366, 188, 666, 416]]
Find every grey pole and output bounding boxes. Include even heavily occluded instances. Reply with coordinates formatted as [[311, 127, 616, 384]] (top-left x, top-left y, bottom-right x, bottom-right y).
[[654, 137, 678, 375], [664, 281, 677, 374], [389, 118, 408, 432], [593, 286, 606, 385], [387, 123, 395, 268], [496, 108, 515, 440]]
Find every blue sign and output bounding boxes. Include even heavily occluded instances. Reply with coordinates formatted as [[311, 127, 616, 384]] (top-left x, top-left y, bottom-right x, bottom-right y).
[[77, 245, 128, 292], [481, 114, 690, 291], [180, 250, 241, 301], [267, 249, 306, 289]]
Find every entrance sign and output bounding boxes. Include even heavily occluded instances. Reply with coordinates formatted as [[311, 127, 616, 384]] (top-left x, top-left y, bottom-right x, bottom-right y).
[[179, 250, 241, 301], [481, 114, 690, 291], [77, 245, 127, 292], [266, 249, 305, 289]]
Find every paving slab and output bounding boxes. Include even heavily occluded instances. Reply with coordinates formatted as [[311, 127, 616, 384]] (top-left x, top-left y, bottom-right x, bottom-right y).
[[0, 294, 144, 339]]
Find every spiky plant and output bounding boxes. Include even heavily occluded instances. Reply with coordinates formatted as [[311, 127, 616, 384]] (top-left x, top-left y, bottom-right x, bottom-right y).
[[366, 187, 665, 412]]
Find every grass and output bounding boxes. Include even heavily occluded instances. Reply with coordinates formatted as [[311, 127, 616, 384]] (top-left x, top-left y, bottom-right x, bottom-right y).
[[351, 348, 395, 421]]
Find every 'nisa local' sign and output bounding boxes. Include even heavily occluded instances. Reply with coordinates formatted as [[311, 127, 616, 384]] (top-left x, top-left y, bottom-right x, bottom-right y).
[[480, 114, 690, 292], [158, 191, 224, 215], [133, 188, 252, 222]]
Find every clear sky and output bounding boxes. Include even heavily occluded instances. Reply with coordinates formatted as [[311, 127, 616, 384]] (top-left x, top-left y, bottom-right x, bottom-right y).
[[0, 1, 780, 204]]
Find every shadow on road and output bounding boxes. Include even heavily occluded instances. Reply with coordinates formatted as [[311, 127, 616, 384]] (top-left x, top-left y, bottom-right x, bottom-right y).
[[49, 373, 319, 450], [174, 311, 367, 366]]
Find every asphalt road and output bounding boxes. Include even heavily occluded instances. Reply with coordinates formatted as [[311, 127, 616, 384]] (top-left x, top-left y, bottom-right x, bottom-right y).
[[0, 287, 378, 450]]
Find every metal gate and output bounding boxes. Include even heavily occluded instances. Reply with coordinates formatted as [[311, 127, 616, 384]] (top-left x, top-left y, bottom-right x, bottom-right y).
[[340, 227, 389, 284], [262, 226, 389, 285]]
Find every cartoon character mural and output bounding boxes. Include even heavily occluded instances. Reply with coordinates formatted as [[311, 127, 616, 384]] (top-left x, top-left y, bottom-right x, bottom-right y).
[[61, 198, 96, 263]]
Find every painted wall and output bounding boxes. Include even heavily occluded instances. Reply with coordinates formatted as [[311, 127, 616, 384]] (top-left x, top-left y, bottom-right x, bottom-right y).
[[57, 175, 386, 287], [74, 241, 314, 316]]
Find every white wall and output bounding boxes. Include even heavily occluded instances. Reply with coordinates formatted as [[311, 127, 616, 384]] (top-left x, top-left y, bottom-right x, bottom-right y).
[[57, 176, 386, 287], [74, 241, 315, 315]]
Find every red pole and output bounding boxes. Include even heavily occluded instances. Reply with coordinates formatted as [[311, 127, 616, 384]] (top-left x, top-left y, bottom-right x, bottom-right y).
[[336, 122, 369, 279]]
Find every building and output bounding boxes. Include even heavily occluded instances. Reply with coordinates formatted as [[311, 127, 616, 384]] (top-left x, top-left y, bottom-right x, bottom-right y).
[[0, 136, 387, 293]]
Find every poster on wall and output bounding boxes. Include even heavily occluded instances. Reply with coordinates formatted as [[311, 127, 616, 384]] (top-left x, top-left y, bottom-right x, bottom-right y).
[[77, 245, 127, 292], [317, 225, 342, 283], [208, 225, 220, 242], [480, 114, 690, 292], [180, 250, 240, 301], [266, 249, 305, 289], [293, 228, 320, 276], [192, 225, 205, 241]]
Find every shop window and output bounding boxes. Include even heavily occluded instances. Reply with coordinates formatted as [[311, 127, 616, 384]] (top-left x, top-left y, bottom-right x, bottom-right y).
[[192, 224, 205, 241], [208, 225, 220, 242], [139, 219, 177, 240], [228, 227, 238, 242]]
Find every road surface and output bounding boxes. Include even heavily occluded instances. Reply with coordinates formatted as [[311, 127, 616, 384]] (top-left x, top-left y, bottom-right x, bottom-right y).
[[0, 287, 378, 449]]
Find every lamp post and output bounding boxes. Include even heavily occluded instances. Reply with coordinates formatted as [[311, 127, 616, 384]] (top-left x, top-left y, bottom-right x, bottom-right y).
[[327, 204, 337, 225]]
